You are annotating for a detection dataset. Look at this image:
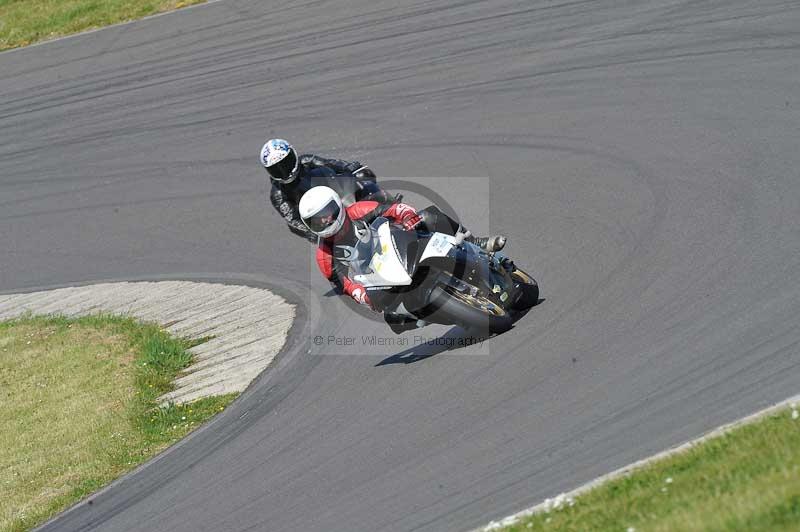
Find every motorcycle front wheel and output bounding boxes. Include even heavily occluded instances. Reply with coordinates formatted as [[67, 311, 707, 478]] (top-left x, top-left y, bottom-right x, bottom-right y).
[[424, 285, 514, 334], [510, 269, 539, 310]]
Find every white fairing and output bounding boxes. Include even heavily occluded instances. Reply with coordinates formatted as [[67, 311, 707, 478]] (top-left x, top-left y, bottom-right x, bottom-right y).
[[353, 222, 413, 287], [352, 223, 456, 289], [419, 232, 455, 262]]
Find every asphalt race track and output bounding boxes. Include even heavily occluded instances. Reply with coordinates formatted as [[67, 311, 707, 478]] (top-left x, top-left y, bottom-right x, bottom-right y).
[[2, 1, 799, 530]]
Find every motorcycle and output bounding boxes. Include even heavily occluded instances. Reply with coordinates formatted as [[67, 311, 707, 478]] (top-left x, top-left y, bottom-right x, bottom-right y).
[[345, 215, 539, 334]]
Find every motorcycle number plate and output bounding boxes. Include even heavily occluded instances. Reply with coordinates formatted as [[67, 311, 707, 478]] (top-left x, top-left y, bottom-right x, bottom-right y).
[[430, 234, 452, 254], [420, 232, 455, 263]]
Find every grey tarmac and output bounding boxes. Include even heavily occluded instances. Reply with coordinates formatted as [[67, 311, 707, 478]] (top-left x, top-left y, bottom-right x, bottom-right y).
[[1, 0, 799, 531]]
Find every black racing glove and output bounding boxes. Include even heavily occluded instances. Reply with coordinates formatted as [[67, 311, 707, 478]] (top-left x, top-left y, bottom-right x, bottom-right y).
[[352, 166, 377, 179]]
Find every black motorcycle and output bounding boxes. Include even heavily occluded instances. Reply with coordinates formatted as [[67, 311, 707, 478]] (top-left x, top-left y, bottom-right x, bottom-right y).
[[345, 215, 539, 334]]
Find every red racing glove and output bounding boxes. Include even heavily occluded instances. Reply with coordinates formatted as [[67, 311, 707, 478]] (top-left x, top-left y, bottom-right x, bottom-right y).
[[384, 202, 422, 231], [401, 213, 422, 231]]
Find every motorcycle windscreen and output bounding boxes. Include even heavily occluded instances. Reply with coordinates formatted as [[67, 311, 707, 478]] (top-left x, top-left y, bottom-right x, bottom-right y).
[[352, 220, 412, 287], [388, 227, 424, 277]]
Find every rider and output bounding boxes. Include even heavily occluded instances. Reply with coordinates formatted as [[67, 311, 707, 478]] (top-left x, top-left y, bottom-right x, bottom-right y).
[[298, 186, 506, 333], [261, 138, 386, 243]]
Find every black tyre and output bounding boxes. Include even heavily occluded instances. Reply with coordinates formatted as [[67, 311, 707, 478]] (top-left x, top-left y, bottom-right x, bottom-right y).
[[510, 269, 539, 310], [424, 285, 514, 334]]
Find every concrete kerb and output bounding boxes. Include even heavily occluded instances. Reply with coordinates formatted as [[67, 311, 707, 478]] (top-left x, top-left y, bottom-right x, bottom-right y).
[[22, 273, 321, 532], [0, 277, 296, 405]]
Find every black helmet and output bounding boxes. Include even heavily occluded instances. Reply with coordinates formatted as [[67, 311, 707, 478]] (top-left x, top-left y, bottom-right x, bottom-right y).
[[260, 138, 299, 184]]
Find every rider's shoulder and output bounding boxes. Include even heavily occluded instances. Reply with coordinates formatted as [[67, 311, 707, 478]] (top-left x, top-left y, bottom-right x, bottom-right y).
[[346, 200, 380, 219], [298, 153, 323, 165]]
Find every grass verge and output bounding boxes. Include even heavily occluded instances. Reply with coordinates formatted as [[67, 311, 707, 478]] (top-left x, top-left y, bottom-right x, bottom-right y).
[[0, 0, 207, 51], [0, 314, 237, 532], [496, 405, 800, 532]]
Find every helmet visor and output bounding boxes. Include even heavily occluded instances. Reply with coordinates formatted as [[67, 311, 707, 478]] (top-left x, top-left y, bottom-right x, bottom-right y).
[[303, 199, 341, 234], [266, 150, 297, 182]]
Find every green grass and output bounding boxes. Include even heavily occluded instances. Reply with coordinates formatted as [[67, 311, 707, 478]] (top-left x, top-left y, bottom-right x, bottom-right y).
[[0, 315, 237, 532], [500, 407, 800, 532], [0, 0, 206, 51]]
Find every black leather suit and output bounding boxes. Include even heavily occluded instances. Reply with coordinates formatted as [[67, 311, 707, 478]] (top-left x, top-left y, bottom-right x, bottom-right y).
[[269, 154, 390, 242]]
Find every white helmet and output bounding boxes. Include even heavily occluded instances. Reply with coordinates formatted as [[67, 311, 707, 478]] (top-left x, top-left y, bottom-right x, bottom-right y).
[[299, 186, 346, 238], [260, 138, 299, 183]]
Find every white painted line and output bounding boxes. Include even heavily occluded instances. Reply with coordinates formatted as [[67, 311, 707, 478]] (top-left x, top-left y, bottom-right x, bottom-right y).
[[0, 281, 294, 405], [477, 393, 800, 531]]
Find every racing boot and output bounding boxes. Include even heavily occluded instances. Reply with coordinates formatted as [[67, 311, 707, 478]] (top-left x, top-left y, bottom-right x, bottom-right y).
[[465, 234, 507, 252]]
